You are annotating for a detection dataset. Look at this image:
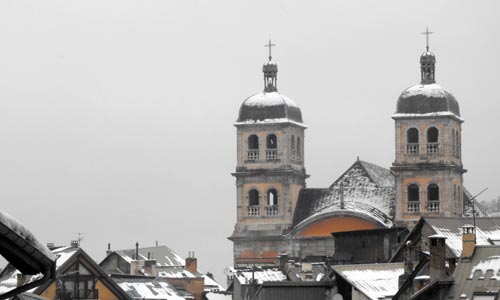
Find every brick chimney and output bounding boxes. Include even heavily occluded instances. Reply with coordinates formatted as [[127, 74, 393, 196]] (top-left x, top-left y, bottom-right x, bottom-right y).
[[186, 251, 197, 274], [462, 224, 476, 258], [429, 235, 447, 281], [144, 259, 157, 276]]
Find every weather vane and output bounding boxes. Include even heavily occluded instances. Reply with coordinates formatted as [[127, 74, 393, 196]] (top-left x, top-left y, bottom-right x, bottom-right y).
[[421, 27, 434, 51], [264, 39, 276, 61]]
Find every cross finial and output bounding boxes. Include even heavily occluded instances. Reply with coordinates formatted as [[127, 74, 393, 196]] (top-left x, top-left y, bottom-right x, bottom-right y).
[[264, 39, 276, 61], [421, 27, 434, 51]]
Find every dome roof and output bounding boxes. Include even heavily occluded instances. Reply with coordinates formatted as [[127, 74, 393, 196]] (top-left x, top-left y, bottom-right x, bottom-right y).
[[396, 83, 460, 116], [236, 92, 303, 124]]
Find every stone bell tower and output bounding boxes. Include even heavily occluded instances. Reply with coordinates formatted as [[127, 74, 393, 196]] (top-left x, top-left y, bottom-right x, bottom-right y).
[[391, 29, 466, 227], [228, 41, 308, 267]]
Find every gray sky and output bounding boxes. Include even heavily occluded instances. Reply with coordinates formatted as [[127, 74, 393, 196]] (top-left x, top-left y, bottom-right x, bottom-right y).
[[1, 0, 499, 284]]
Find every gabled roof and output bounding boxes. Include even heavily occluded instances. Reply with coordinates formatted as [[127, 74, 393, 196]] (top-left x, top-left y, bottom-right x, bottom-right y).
[[292, 160, 394, 228], [332, 262, 404, 300]]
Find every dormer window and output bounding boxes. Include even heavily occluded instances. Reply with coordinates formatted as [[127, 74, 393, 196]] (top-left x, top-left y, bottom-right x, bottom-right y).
[[266, 134, 278, 160], [426, 127, 439, 154], [406, 128, 419, 154], [247, 135, 259, 161]]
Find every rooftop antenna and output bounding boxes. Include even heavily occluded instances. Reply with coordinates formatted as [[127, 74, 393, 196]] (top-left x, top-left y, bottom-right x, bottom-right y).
[[469, 187, 488, 243], [73, 232, 87, 245], [264, 39, 276, 61], [421, 26, 434, 51]]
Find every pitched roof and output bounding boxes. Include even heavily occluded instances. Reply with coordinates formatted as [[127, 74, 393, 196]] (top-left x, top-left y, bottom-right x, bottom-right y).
[[114, 246, 185, 267], [333, 262, 404, 300], [292, 160, 394, 228], [111, 275, 187, 300], [227, 267, 286, 285]]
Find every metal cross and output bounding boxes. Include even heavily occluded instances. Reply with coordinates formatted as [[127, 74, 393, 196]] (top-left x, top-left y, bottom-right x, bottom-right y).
[[421, 27, 434, 51], [264, 39, 276, 60]]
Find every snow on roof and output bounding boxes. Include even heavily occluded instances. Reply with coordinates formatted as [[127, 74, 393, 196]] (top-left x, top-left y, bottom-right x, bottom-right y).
[[233, 118, 307, 128], [0, 210, 55, 262], [392, 111, 463, 121], [333, 263, 404, 300], [203, 274, 225, 292], [115, 246, 185, 267], [425, 218, 500, 258], [52, 247, 78, 268], [293, 160, 394, 228], [112, 276, 185, 300], [228, 267, 286, 284], [469, 255, 500, 280], [400, 84, 448, 99], [243, 92, 299, 108], [158, 268, 196, 279], [204, 292, 232, 300]]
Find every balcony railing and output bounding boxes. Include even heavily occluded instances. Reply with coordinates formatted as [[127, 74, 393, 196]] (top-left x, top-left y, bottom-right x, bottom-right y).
[[266, 149, 278, 160], [248, 206, 260, 216], [247, 150, 259, 161], [406, 143, 419, 155], [427, 201, 440, 213], [265, 205, 279, 216], [426, 143, 440, 155], [407, 202, 420, 213]]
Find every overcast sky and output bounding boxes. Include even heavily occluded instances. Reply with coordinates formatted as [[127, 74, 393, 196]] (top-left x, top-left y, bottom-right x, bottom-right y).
[[1, 0, 499, 284]]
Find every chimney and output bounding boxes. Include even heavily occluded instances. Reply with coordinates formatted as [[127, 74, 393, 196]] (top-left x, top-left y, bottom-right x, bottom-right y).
[[278, 254, 289, 274], [144, 259, 157, 276], [70, 240, 79, 248], [130, 260, 141, 275], [106, 243, 112, 256], [186, 251, 198, 274], [46, 242, 55, 250], [462, 224, 476, 258], [429, 235, 447, 281], [399, 241, 413, 289], [135, 242, 139, 260], [16, 274, 26, 287]]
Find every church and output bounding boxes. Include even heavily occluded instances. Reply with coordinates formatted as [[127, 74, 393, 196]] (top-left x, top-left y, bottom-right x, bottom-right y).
[[228, 36, 470, 267]]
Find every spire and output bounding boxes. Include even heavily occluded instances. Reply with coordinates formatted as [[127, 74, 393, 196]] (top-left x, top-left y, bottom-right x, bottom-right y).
[[263, 39, 278, 92], [420, 27, 436, 84]]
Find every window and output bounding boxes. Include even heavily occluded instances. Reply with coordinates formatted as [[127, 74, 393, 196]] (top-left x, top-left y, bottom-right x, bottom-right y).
[[455, 130, 460, 157], [407, 184, 420, 213], [266, 189, 279, 216], [247, 135, 259, 160], [248, 189, 260, 216], [426, 127, 439, 154], [56, 262, 98, 300], [427, 184, 440, 212], [291, 135, 296, 158], [452, 129, 456, 155], [296, 137, 301, 160], [266, 134, 278, 160], [406, 128, 419, 154]]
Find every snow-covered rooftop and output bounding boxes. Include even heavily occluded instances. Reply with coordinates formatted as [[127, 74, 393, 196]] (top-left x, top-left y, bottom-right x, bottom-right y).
[[400, 84, 449, 99], [333, 262, 404, 300], [243, 92, 298, 108], [112, 276, 186, 300], [115, 246, 185, 267], [228, 267, 286, 284]]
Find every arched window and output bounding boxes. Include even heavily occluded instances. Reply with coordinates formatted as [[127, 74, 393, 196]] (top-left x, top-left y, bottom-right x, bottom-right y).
[[248, 189, 260, 216], [297, 137, 301, 160], [266, 189, 279, 216], [455, 130, 460, 157], [266, 134, 277, 149], [452, 129, 456, 155], [406, 128, 419, 154], [427, 184, 440, 212], [291, 135, 296, 159], [407, 184, 420, 213], [426, 127, 439, 154], [247, 135, 259, 160], [266, 134, 278, 160]]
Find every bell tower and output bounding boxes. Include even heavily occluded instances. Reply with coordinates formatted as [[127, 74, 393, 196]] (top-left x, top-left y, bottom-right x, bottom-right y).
[[229, 41, 308, 267], [391, 29, 466, 226]]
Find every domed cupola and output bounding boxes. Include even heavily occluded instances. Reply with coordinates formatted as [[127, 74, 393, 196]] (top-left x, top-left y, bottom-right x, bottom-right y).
[[236, 40, 304, 125], [395, 28, 460, 117]]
